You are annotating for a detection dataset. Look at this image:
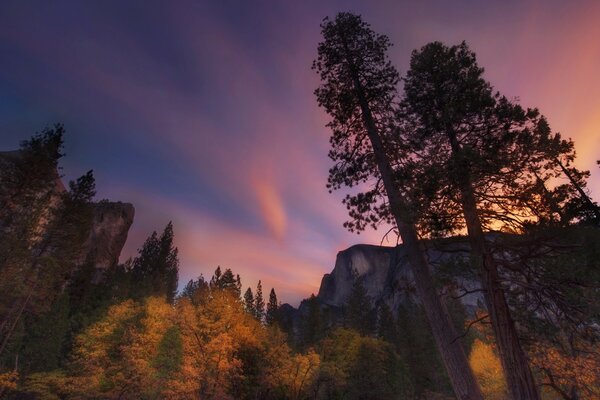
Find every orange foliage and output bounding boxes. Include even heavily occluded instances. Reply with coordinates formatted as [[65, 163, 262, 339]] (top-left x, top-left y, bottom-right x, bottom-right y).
[[530, 340, 600, 400], [59, 291, 319, 399], [0, 371, 18, 391], [469, 339, 508, 400]]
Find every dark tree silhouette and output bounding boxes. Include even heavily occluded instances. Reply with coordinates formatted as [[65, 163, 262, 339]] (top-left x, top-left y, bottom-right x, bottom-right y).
[[243, 287, 255, 315], [344, 279, 375, 335], [129, 222, 179, 304], [0, 127, 96, 363], [400, 41, 541, 400], [377, 303, 397, 345], [180, 275, 209, 305], [254, 280, 265, 321], [313, 13, 483, 399], [266, 288, 279, 325], [209, 266, 239, 297]]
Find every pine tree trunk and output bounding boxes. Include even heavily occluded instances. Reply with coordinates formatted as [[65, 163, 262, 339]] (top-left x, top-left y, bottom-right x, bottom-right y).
[[448, 130, 541, 400], [349, 75, 484, 399]]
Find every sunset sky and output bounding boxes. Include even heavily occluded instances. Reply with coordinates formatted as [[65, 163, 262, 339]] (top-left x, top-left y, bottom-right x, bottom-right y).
[[1, 0, 599, 305]]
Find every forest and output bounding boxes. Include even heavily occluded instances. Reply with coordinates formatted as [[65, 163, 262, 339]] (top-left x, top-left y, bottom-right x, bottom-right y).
[[1, 11, 600, 400]]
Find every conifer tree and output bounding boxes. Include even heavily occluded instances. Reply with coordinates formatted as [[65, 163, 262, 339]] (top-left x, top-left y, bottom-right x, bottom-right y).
[[210, 266, 222, 288], [400, 41, 568, 399], [180, 275, 209, 305], [129, 222, 179, 303], [219, 268, 239, 295], [301, 295, 326, 347], [344, 280, 374, 335], [1, 127, 65, 352], [254, 280, 265, 321], [235, 275, 242, 296], [266, 288, 279, 326], [0, 128, 97, 363], [377, 303, 397, 345], [243, 288, 255, 315], [313, 13, 482, 399]]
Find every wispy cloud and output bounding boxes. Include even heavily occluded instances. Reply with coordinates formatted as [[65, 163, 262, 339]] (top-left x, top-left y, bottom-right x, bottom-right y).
[[1, 0, 599, 305]]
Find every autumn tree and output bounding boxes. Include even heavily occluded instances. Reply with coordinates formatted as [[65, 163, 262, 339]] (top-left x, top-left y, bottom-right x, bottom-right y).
[[313, 328, 412, 399], [469, 339, 507, 400], [210, 266, 241, 297], [502, 226, 600, 399], [50, 297, 181, 398], [313, 12, 483, 399], [180, 274, 210, 305]]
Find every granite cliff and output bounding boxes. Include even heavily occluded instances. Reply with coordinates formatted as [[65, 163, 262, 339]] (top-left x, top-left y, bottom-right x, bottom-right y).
[[284, 240, 484, 333], [0, 149, 134, 271], [318, 241, 482, 313], [78, 201, 134, 270]]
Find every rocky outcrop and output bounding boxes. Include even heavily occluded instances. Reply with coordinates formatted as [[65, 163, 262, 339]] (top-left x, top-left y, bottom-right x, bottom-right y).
[[317, 241, 483, 315], [281, 240, 484, 334], [318, 244, 408, 309], [1, 149, 134, 271], [78, 201, 134, 270]]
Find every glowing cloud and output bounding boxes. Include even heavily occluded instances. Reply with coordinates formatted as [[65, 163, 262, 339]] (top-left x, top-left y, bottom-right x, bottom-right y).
[[252, 177, 287, 241]]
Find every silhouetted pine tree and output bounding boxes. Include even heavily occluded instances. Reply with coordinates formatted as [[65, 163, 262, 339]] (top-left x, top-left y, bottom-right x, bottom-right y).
[[129, 222, 179, 303], [344, 279, 374, 335], [243, 288, 255, 315], [219, 268, 239, 296], [377, 302, 397, 344], [180, 275, 209, 305], [254, 280, 265, 321], [210, 266, 222, 288], [313, 13, 482, 399], [301, 294, 326, 347], [266, 288, 279, 325]]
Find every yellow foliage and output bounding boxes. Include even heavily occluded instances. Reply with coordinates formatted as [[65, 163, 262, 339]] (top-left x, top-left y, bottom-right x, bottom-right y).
[[69, 297, 178, 398], [30, 291, 321, 399], [469, 339, 508, 400], [530, 340, 600, 400], [0, 371, 18, 391], [261, 328, 320, 397], [21, 371, 73, 400]]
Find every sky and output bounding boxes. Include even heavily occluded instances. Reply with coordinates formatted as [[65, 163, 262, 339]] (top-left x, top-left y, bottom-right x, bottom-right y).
[[1, 0, 599, 305]]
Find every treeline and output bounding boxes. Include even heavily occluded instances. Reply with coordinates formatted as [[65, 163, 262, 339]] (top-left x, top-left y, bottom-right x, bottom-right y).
[[0, 126, 598, 399], [0, 128, 412, 399]]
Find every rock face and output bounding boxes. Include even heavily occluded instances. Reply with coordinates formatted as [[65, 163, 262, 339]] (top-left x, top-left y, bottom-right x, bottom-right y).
[[78, 201, 135, 270], [281, 240, 484, 333], [317, 241, 483, 315], [318, 244, 410, 310], [1, 149, 134, 271]]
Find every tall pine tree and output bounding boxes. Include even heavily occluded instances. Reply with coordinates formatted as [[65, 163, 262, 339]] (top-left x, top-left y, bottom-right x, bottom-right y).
[[313, 13, 483, 399], [266, 288, 279, 326], [398, 41, 595, 399], [243, 288, 255, 315], [344, 279, 375, 335], [254, 280, 265, 321], [129, 222, 179, 303]]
